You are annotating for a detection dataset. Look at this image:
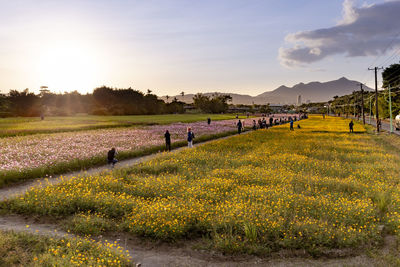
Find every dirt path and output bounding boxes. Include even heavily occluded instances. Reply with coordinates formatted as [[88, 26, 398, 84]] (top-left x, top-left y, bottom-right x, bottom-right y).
[[2, 119, 385, 266], [0, 130, 254, 202], [0, 153, 157, 202], [1, 118, 298, 201], [0, 214, 381, 267]]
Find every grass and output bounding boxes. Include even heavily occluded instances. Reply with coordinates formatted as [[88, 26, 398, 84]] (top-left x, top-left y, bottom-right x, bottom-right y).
[[0, 114, 249, 137], [4, 116, 400, 256], [0, 129, 238, 188], [0, 230, 132, 266]]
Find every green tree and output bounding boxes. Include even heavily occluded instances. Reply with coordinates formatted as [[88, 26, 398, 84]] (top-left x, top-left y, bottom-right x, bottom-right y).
[[193, 93, 231, 113], [382, 64, 400, 88], [8, 89, 41, 116]]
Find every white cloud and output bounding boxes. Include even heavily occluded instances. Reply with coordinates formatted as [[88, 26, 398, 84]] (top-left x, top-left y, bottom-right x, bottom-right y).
[[279, 0, 400, 67], [339, 0, 358, 25]]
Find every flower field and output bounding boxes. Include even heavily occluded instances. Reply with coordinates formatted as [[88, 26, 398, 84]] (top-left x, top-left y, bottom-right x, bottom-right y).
[[0, 117, 258, 187], [4, 116, 394, 255], [0, 230, 132, 266], [0, 114, 250, 137]]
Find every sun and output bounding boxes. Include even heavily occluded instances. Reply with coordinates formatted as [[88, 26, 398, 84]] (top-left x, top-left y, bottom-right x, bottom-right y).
[[35, 41, 101, 93]]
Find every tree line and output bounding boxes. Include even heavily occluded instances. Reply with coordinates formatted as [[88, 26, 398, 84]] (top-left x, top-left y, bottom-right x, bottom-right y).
[[0, 87, 237, 117], [0, 87, 187, 117]]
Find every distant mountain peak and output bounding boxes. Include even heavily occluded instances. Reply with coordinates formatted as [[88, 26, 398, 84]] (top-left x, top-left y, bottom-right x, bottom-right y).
[[162, 77, 372, 105], [276, 85, 289, 89]]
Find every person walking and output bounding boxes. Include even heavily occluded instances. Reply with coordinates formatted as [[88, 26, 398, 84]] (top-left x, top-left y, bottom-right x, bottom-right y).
[[187, 127, 195, 148], [107, 147, 118, 168], [164, 130, 171, 151], [237, 120, 243, 134], [269, 117, 273, 127], [349, 120, 354, 133], [290, 119, 294, 131], [207, 117, 211, 125], [262, 118, 267, 129]]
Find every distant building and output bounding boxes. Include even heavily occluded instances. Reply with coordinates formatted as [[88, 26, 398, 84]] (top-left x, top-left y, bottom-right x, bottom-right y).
[[297, 95, 302, 106]]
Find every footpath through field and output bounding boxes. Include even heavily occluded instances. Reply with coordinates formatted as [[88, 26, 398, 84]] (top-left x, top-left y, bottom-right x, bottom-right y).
[[2, 116, 399, 266], [0, 213, 384, 267], [0, 128, 259, 201], [0, 116, 393, 266], [0, 115, 302, 200], [0, 120, 302, 267]]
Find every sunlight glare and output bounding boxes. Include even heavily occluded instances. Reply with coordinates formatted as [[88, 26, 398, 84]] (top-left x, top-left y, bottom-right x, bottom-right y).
[[35, 41, 101, 93]]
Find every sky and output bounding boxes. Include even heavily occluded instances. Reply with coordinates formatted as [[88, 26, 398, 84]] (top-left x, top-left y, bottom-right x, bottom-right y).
[[0, 0, 399, 96]]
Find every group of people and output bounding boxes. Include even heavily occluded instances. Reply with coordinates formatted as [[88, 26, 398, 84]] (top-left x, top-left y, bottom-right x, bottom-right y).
[[107, 126, 195, 169], [249, 116, 301, 131], [107, 114, 306, 168], [238, 115, 303, 134], [164, 127, 195, 151]]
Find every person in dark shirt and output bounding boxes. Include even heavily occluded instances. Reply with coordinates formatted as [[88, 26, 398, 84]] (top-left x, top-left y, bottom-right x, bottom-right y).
[[207, 117, 211, 125], [164, 130, 171, 151], [107, 147, 118, 168], [237, 120, 243, 134], [262, 118, 267, 129], [349, 120, 354, 133], [187, 127, 195, 148], [252, 120, 257, 130]]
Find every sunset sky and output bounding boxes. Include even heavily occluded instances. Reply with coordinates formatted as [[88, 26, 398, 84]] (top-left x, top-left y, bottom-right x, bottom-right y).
[[0, 0, 399, 96]]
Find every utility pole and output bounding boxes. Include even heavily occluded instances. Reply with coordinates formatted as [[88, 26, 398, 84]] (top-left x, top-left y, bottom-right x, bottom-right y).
[[389, 85, 393, 133], [360, 83, 365, 124], [353, 94, 356, 118], [369, 95, 372, 124], [368, 67, 383, 132]]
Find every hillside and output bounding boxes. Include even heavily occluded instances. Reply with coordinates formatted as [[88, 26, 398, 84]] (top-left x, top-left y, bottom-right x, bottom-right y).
[[162, 77, 372, 105]]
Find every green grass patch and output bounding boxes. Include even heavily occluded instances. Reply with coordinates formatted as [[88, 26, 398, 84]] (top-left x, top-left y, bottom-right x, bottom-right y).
[[0, 230, 132, 266]]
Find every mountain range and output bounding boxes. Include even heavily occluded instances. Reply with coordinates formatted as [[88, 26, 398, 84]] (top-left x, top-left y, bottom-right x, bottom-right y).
[[162, 77, 373, 105]]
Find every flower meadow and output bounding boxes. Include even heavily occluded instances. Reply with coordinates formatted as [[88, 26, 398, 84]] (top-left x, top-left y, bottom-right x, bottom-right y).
[[4, 116, 394, 255], [0, 113, 251, 137], [0, 117, 261, 187], [0, 230, 132, 266]]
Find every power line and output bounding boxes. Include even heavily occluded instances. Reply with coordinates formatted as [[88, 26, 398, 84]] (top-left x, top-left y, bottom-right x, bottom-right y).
[[368, 31, 400, 69], [379, 46, 400, 67], [361, 31, 400, 89]]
